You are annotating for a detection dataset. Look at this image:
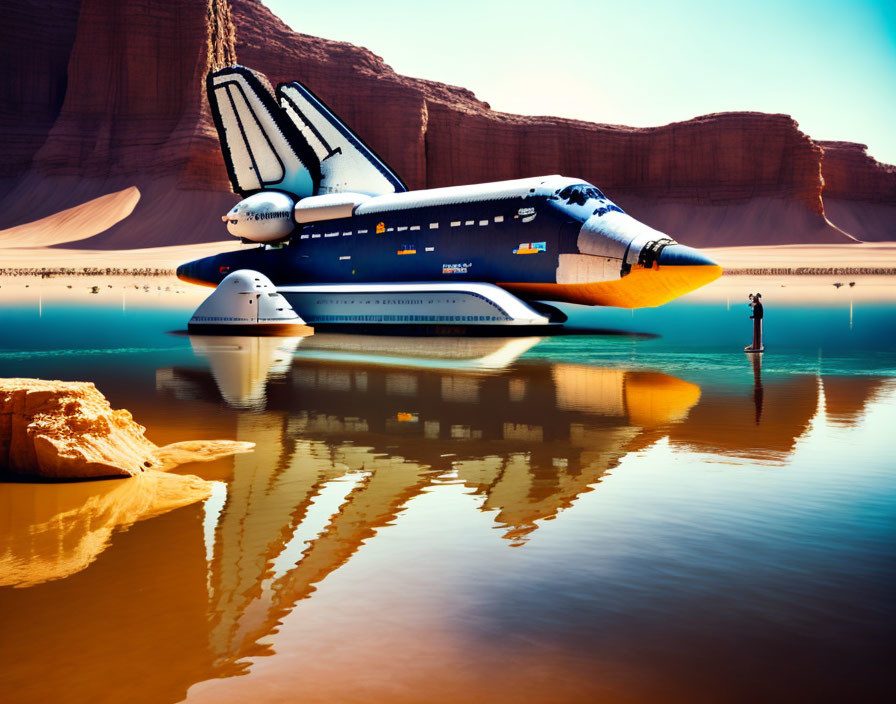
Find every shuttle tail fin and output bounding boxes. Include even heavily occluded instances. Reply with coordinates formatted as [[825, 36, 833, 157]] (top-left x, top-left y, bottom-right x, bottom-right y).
[[277, 82, 407, 196], [206, 66, 321, 198]]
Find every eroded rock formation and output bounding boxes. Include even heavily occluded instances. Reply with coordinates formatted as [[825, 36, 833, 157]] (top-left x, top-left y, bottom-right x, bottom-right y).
[[0, 378, 253, 479], [0, 0, 892, 248]]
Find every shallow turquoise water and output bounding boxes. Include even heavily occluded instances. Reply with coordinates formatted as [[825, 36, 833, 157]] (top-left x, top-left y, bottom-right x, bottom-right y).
[[0, 296, 894, 703]]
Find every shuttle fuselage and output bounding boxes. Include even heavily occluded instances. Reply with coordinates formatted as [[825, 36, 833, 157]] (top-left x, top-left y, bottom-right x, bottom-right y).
[[179, 176, 721, 311]]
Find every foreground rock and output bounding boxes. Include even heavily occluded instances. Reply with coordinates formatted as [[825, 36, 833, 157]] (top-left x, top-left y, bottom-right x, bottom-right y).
[[0, 378, 253, 479]]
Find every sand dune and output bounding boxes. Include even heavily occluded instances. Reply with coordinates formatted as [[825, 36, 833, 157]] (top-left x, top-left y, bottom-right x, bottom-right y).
[[0, 186, 140, 248], [822, 199, 896, 243]]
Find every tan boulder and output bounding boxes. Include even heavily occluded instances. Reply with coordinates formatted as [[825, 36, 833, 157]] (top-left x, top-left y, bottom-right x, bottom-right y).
[[0, 378, 253, 479]]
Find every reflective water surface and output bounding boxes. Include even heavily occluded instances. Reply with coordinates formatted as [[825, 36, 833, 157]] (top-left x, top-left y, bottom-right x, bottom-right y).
[[1, 296, 894, 703]]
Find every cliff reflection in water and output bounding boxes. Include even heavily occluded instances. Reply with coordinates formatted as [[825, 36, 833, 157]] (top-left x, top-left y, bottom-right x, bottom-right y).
[[0, 333, 889, 703]]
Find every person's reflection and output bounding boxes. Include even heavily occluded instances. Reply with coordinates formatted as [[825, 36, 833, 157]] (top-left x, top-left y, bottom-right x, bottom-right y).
[[751, 352, 764, 425]]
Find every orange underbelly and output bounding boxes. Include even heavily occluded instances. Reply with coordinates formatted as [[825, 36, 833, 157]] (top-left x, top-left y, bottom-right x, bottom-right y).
[[499, 264, 723, 309]]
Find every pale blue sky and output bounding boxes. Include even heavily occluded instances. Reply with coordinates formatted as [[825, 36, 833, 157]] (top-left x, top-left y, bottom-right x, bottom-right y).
[[262, 0, 896, 164]]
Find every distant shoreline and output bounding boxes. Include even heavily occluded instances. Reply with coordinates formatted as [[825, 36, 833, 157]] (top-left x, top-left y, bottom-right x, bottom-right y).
[[1, 241, 894, 277], [0, 268, 173, 277], [722, 267, 896, 275], [1, 271, 893, 306], [2, 266, 894, 278]]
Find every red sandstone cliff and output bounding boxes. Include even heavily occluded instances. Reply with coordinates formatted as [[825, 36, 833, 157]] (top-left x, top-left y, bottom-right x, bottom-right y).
[[0, 0, 892, 249]]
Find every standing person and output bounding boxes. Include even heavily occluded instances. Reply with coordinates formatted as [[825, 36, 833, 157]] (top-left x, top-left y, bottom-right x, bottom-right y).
[[745, 292, 764, 351]]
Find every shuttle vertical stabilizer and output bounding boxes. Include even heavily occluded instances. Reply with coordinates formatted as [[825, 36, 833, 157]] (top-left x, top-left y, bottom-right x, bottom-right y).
[[277, 82, 406, 196], [207, 66, 321, 197]]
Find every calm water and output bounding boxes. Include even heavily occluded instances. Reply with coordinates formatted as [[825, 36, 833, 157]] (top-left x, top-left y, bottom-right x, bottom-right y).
[[1, 293, 895, 703]]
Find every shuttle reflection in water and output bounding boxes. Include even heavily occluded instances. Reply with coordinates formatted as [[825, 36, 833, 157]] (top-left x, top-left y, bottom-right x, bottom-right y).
[[159, 334, 705, 548], [150, 335, 705, 676]]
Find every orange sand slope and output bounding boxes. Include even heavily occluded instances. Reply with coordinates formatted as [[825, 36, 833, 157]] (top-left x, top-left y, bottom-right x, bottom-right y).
[[0, 187, 141, 248]]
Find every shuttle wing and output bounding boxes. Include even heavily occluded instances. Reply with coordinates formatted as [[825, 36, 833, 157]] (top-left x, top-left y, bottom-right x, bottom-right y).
[[277, 82, 406, 196], [207, 66, 321, 198]]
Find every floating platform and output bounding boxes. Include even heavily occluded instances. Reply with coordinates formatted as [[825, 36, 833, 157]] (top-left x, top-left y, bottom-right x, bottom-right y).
[[276, 281, 566, 334]]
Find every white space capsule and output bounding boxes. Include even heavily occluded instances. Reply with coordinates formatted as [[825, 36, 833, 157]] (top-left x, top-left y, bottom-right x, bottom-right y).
[[189, 270, 310, 334]]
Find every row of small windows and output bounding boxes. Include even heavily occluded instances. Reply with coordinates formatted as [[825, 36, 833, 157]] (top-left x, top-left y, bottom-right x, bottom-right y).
[[299, 214, 509, 240], [331, 249, 437, 261], [450, 216, 504, 228], [312, 314, 504, 322], [190, 316, 255, 322], [253, 211, 290, 220]]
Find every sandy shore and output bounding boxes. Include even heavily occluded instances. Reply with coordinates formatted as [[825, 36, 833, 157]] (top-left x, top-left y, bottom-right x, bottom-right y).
[[0, 242, 237, 306], [685, 243, 896, 302], [0, 187, 141, 248], [705, 242, 896, 272], [0, 276, 210, 307], [685, 274, 896, 303]]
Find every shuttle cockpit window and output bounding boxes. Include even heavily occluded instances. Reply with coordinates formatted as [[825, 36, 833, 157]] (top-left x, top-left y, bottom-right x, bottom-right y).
[[558, 184, 607, 205], [556, 183, 625, 220]]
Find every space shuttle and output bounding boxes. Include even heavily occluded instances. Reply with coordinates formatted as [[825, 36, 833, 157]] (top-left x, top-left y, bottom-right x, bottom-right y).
[[177, 66, 722, 329]]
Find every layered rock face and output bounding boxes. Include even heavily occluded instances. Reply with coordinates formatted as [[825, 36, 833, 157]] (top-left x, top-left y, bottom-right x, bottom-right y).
[[0, 378, 253, 479], [0, 0, 892, 248], [0, 0, 238, 248], [0, 0, 81, 194]]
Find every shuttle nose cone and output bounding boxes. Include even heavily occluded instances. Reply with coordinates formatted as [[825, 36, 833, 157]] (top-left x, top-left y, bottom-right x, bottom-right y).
[[657, 244, 719, 268], [643, 243, 722, 303]]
